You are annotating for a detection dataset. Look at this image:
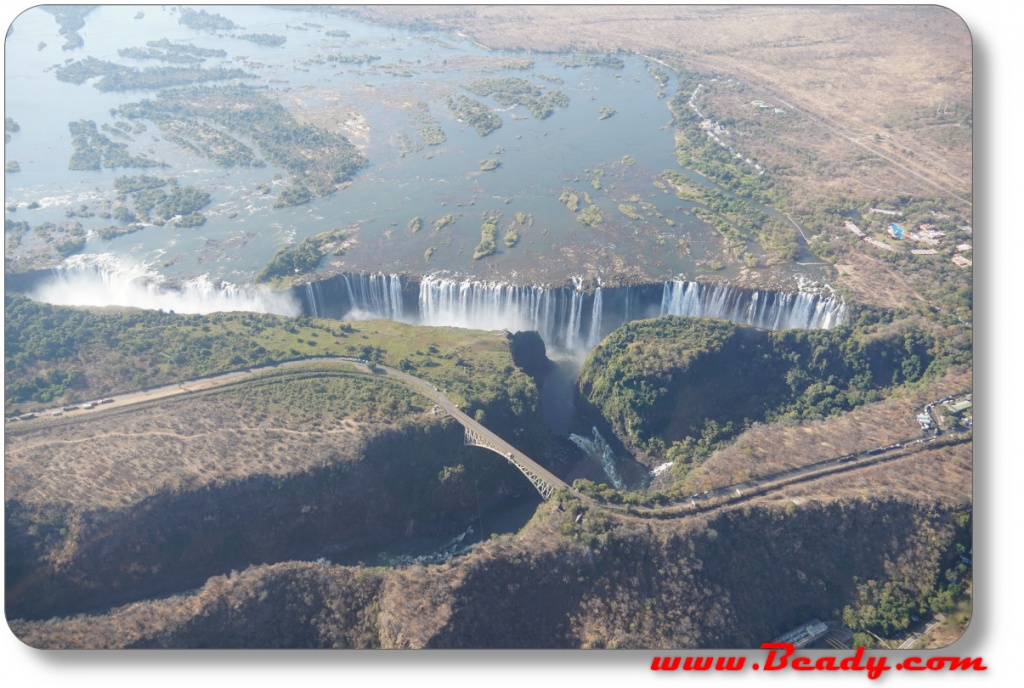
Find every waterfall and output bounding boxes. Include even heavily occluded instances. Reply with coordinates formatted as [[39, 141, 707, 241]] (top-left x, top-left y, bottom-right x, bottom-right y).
[[569, 427, 626, 490], [659, 280, 845, 330], [304, 281, 325, 318], [587, 286, 604, 350], [419, 275, 553, 340], [564, 278, 585, 351], [302, 273, 846, 354], [30, 254, 301, 315], [340, 273, 405, 321]]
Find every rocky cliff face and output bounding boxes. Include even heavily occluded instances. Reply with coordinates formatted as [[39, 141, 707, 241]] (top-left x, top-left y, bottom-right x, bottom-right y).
[[5, 419, 534, 622], [11, 491, 970, 649]]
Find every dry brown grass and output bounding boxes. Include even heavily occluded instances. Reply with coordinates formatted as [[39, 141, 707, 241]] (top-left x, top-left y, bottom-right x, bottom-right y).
[[352, 5, 971, 201], [833, 250, 928, 309], [752, 440, 972, 510], [684, 367, 973, 492], [4, 383, 392, 513]]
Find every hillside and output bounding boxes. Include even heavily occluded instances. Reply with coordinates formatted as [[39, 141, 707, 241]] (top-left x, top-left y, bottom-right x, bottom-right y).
[[11, 478, 971, 649], [576, 315, 963, 488]]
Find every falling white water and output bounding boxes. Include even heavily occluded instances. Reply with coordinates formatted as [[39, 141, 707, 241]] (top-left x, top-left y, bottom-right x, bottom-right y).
[[30, 254, 301, 316], [569, 427, 626, 490], [659, 280, 846, 330], [587, 286, 604, 349], [340, 273, 406, 321], [305, 281, 325, 318]]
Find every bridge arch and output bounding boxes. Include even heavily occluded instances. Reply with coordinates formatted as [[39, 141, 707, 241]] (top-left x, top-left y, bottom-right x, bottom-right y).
[[463, 427, 564, 500]]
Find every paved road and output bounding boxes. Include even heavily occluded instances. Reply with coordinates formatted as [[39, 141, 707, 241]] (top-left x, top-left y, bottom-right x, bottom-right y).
[[370, 365, 570, 496], [8, 360, 968, 512], [9, 357, 570, 498]]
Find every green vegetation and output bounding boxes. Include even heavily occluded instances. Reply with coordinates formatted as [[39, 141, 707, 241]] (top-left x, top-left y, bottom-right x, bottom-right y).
[[578, 314, 958, 486], [420, 36, 459, 50], [155, 118, 262, 168], [4, 296, 545, 447], [473, 217, 500, 260], [67, 120, 166, 171], [479, 158, 500, 171], [117, 85, 367, 206], [669, 72, 780, 207], [3, 219, 86, 266], [597, 107, 616, 120], [558, 190, 579, 213], [177, 7, 236, 31], [366, 61, 417, 78], [503, 226, 519, 248], [617, 204, 642, 220], [235, 33, 287, 47], [6, 161, 20, 173], [41, 6, 95, 50], [576, 204, 603, 227], [95, 225, 146, 241], [662, 170, 799, 264], [462, 78, 569, 120], [5, 117, 19, 144], [55, 56, 253, 92], [408, 217, 423, 233], [106, 176, 210, 226], [446, 94, 502, 136], [646, 61, 670, 96], [424, 246, 436, 262], [499, 58, 535, 70], [255, 229, 350, 283], [118, 39, 227, 64], [434, 214, 456, 231], [842, 512, 971, 639], [556, 54, 625, 69], [326, 53, 381, 65]]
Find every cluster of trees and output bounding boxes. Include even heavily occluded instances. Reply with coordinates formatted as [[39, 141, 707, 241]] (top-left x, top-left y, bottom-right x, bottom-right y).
[[107, 175, 211, 227], [462, 78, 569, 121], [55, 56, 253, 92], [118, 85, 367, 206], [67, 119, 166, 171], [4, 295, 548, 457], [558, 190, 580, 213], [177, 7, 236, 31], [473, 219, 500, 260], [235, 33, 287, 47], [556, 54, 624, 69], [669, 73, 783, 207], [578, 313, 953, 482], [662, 170, 799, 264], [433, 214, 456, 231], [842, 511, 971, 642], [41, 5, 95, 50], [446, 94, 502, 136], [646, 61, 669, 97], [255, 228, 350, 282], [5, 117, 19, 144], [597, 107, 616, 120], [325, 53, 381, 64], [576, 204, 603, 227], [118, 39, 227, 64]]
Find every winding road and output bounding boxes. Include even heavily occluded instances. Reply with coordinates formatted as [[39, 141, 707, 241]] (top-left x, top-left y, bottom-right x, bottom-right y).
[[8, 358, 968, 509]]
